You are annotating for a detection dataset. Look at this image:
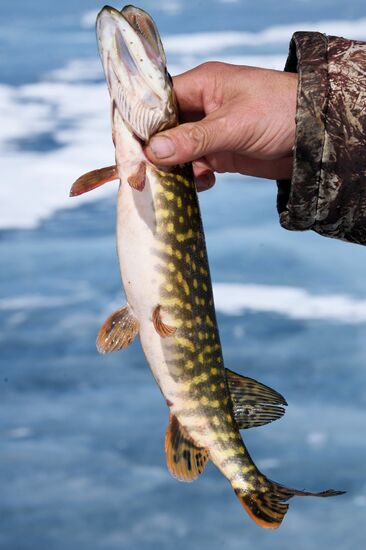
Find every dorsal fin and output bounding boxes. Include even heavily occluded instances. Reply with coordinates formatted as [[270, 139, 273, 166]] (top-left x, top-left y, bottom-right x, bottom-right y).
[[165, 414, 209, 482], [225, 368, 287, 429]]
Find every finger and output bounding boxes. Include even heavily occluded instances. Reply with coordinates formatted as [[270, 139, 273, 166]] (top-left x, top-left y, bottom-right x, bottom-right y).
[[191, 152, 293, 180], [172, 62, 230, 123], [172, 65, 212, 116], [195, 172, 216, 192], [144, 113, 228, 166], [173, 76, 204, 122], [192, 158, 213, 178], [228, 155, 293, 180], [192, 159, 215, 192]]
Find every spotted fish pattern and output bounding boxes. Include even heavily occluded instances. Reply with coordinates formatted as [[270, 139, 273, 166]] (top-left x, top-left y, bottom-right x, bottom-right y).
[[153, 163, 241, 455], [71, 6, 345, 530], [144, 162, 343, 528]]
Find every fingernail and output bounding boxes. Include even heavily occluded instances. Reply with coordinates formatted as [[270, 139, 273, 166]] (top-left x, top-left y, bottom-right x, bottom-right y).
[[150, 135, 176, 159]]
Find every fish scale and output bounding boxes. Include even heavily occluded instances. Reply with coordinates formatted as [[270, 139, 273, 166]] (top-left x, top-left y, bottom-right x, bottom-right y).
[[70, 3, 344, 529], [153, 169, 272, 474], [154, 168, 217, 364], [153, 170, 229, 406]]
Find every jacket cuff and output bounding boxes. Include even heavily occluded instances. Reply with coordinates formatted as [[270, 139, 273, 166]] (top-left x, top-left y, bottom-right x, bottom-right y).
[[277, 32, 328, 231], [277, 32, 366, 243]]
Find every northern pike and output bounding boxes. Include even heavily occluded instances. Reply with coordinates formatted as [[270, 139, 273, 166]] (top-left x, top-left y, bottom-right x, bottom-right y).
[[70, 4, 344, 528]]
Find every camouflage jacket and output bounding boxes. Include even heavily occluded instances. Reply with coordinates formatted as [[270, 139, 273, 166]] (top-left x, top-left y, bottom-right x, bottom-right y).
[[277, 32, 366, 245]]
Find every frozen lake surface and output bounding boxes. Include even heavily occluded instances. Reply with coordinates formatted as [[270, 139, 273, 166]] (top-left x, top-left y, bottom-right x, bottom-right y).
[[2, 1, 366, 548]]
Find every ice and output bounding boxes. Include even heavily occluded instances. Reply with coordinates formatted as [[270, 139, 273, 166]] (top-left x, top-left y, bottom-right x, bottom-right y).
[[213, 283, 366, 323], [163, 18, 366, 54]]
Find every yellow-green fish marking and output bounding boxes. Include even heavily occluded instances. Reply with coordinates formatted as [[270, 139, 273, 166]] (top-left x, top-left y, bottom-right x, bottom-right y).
[[70, 4, 344, 529]]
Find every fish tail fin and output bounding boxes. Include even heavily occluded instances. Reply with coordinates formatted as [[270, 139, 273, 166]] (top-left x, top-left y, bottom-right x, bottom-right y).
[[234, 477, 345, 529]]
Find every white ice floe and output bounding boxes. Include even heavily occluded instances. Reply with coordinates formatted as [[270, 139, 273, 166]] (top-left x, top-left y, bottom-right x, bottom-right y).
[[6, 427, 33, 439], [47, 59, 102, 82], [0, 80, 114, 229], [0, 290, 93, 310], [213, 283, 366, 323], [163, 18, 366, 54], [306, 431, 328, 448]]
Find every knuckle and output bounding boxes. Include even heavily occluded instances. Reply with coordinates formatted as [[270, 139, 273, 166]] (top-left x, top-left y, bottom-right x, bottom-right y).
[[187, 123, 211, 156], [199, 61, 224, 73]]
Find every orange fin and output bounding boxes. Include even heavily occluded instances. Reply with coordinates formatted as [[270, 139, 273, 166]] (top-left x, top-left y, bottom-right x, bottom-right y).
[[235, 478, 345, 529], [70, 165, 118, 197], [165, 414, 209, 482], [127, 162, 146, 191], [152, 305, 176, 337], [96, 304, 139, 354]]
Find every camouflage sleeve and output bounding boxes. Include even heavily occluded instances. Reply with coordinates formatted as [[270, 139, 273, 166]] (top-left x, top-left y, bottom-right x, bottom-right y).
[[277, 31, 366, 244]]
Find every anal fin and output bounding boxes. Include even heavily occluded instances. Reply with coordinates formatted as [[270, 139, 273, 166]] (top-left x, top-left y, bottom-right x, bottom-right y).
[[165, 414, 209, 482], [96, 304, 139, 353], [226, 368, 287, 429]]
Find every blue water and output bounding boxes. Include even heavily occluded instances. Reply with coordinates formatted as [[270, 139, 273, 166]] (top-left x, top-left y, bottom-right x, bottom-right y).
[[2, 1, 366, 549]]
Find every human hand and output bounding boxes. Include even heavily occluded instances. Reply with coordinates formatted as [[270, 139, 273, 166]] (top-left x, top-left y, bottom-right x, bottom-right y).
[[144, 62, 298, 191]]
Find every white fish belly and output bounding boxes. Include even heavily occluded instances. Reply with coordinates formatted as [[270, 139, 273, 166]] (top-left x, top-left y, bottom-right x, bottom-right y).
[[116, 168, 180, 403]]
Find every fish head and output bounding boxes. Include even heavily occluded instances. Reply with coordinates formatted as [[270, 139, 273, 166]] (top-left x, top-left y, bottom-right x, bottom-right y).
[[96, 5, 178, 142]]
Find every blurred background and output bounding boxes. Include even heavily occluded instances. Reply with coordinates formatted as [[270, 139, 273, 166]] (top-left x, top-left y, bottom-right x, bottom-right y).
[[2, 1, 366, 548]]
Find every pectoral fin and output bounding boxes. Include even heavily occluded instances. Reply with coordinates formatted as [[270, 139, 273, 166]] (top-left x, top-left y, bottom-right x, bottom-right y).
[[165, 414, 209, 482], [127, 161, 146, 191], [152, 305, 176, 337], [226, 368, 287, 429], [96, 304, 139, 353], [70, 165, 118, 197]]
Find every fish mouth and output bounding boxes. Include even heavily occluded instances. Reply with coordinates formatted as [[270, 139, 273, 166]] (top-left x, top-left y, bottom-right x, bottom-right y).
[[96, 5, 177, 141]]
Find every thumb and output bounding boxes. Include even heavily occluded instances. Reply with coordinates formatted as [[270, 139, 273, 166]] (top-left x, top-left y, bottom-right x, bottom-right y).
[[144, 115, 226, 166]]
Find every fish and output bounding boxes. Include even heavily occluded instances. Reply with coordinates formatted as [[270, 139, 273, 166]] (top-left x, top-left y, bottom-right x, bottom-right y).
[[70, 4, 344, 528]]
